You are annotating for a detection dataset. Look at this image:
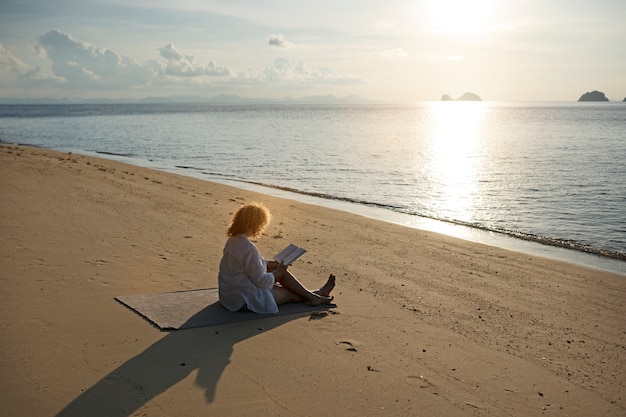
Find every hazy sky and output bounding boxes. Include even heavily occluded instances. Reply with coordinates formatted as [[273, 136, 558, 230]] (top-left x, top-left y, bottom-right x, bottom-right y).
[[1, 0, 624, 101]]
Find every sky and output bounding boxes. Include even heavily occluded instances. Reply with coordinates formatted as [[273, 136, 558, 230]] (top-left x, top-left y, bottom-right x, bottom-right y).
[[0, 0, 625, 102]]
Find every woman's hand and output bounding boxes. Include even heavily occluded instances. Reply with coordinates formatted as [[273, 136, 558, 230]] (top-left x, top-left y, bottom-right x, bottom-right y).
[[272, 263, 288, 282], [267, 260, 280, 272]]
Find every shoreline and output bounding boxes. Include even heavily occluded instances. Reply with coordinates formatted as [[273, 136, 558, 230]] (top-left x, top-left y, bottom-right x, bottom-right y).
[[8, 142, 625, 273], [2, 144, 625, 416], [85, 149, 626, 275], [213, 177, 626, 275]]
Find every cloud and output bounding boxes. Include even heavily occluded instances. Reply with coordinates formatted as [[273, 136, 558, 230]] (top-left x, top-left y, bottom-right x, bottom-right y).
[[33, 30, 232, 90], [0, 41, 64, 85], [0, 42, 29, 74], [2, 30, 363, 97], [258, 58, 362, 85], [381, 48, 408, 59], [268, 34, 296, 48], [37, 30, 153, 88], [156, 43, 230, 77]]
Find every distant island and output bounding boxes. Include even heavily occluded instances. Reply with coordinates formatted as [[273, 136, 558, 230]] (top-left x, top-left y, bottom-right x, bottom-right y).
[[578, 90, 609, 102], [441, 92, 482, 101]]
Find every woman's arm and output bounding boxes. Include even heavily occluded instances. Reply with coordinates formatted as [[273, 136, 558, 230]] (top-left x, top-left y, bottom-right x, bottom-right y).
[[242, 245, 277, 288], [266, 260, 280, 271]]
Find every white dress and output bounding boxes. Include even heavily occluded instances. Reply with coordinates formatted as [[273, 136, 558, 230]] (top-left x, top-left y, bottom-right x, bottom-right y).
[[218, 235, 278, 314]]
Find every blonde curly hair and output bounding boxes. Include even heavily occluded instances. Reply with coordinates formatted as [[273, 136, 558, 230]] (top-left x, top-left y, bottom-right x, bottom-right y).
[[226, 202, 272, 238]]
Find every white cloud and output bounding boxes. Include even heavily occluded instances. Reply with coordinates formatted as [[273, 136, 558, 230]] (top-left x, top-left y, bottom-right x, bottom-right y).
[[0, 41, 65, 85], [268, 34, 296, 48], [37, 30, 153, 89], [0, 42, 30, 74], [258, 58, 362, 85], [158, 43, 186, 61], [34, 31, 232, 89], [156, 43, 231, 77], [1, 30, 364, 97]]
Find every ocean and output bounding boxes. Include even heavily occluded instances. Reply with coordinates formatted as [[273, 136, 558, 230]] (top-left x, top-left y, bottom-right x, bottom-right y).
[[1, 102, 625, 274]]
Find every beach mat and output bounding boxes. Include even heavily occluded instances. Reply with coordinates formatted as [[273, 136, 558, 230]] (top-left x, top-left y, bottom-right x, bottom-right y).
[[115, 288, 335, 330]]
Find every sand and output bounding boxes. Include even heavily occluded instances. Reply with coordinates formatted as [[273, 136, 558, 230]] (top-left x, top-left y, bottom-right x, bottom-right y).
[[1, 144, 624, 417]]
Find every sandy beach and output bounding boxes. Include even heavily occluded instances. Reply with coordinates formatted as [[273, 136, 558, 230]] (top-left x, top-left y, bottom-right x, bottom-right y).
[[1, 143, 624, 417]]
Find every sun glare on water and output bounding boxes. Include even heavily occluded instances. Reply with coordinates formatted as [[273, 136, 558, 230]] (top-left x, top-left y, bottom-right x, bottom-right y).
[[421, 102, 489, 222]]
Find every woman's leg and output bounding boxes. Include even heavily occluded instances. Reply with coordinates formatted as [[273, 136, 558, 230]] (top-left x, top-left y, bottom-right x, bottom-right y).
[[273, 285, 305, 305], [315, 274, 336, 297], [274, 271, 335, 306]]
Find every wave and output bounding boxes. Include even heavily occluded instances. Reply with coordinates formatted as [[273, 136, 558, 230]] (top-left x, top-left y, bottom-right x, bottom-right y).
[[231, 178, 626, 262], [96, 150, 135, 158]]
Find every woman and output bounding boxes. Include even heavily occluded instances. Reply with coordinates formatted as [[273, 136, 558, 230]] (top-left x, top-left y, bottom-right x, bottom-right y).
[[218, 202, 335, 314]]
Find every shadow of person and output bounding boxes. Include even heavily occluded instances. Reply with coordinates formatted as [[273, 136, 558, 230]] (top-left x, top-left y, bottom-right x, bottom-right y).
[[54, 310, 308, 417]]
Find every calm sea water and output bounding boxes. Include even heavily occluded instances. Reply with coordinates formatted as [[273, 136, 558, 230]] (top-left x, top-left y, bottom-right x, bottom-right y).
[[1, 102, 625, 271]]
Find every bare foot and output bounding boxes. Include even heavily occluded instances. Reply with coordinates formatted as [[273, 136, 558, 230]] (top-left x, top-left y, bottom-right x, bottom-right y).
[[307, 293, 334, 306], [314, 274, 336, 297]]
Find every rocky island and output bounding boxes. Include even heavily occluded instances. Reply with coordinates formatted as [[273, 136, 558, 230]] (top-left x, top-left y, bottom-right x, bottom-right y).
[[441, 92, 482, 101], [578, 90, 609, 102]]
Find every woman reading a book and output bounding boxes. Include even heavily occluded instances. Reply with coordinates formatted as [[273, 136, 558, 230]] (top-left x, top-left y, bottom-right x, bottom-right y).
[[218, 202, 335, 314]]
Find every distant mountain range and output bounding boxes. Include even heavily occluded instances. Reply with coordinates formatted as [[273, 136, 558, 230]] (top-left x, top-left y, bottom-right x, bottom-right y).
[[0, 94, 370, 105]]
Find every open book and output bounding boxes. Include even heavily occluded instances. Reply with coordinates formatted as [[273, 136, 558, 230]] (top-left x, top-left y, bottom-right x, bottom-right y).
[[274, 243, 307, 265]]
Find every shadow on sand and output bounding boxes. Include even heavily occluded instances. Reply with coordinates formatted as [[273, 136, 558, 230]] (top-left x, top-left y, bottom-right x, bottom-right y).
[[55, 310, 313, 416]]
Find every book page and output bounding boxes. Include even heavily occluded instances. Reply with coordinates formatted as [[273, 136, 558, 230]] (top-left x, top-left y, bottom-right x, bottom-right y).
[[274, 243, 306, 265]]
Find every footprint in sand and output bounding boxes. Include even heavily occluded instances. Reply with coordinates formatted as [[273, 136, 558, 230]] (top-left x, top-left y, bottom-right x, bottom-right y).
[[407, 375, 436, 389], [336, 340, 360, 352], [85, 259, 110, 265]]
